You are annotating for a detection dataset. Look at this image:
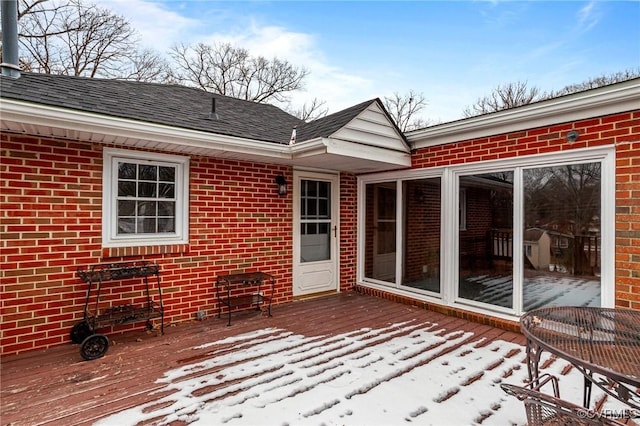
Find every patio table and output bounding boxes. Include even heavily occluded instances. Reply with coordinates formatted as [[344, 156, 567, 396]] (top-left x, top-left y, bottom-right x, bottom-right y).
[[520, 306, 640, 410]]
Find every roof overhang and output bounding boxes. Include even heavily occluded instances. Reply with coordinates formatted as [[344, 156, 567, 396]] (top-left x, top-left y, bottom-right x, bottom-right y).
[[0, 99, 410, 173], [407, 78, 640, 149], [291, 137, 410, 173]]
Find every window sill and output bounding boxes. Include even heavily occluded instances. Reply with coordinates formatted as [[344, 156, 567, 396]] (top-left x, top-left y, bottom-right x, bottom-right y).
[[101, 244, 189, 259]]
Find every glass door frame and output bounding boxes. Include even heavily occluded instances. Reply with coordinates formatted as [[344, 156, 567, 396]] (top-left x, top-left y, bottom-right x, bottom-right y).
[[358, 146, 616, 318]]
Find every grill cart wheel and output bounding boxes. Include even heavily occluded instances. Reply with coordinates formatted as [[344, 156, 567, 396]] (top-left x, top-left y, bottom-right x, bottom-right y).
[[80, 334, 109, 361], [70, 320, 93, 344]]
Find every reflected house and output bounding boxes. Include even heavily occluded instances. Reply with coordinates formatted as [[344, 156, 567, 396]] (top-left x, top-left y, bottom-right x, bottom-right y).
[[1, 62, 638, 357], [524, 228, 551, 271]]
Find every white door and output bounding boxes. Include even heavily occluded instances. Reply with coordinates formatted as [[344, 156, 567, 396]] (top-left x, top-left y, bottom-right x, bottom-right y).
[[293, 171, 339, 297]]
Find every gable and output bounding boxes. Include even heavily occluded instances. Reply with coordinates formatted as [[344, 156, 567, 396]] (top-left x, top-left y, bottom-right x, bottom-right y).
[[329, 102, 409, 152]]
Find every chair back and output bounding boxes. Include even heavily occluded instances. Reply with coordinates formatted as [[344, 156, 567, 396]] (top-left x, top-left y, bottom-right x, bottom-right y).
[[501, 383, 624, 426]]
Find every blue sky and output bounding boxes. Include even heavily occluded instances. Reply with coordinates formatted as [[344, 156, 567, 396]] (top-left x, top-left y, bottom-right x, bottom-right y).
[[100, 0, 640, 123]]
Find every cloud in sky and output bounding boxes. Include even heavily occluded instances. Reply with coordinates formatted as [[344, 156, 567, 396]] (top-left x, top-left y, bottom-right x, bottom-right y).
[[106, 0, 199, 49], [198, 21, 375, 112], [105, 0, 374, 115], [99, 0, 638, 124], [577, 1, 601, 33]]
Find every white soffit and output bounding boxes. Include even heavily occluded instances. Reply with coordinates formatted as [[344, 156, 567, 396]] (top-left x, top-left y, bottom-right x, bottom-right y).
[[407, 78, 640, 149], [291, 137, 410, 172]]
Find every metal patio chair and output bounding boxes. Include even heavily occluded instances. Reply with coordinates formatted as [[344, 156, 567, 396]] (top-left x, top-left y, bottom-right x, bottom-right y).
[[501, 374, 625, 426]]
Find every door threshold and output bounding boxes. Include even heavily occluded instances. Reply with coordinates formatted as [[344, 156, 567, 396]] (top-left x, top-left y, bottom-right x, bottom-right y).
[[293, 290, 337, 301]]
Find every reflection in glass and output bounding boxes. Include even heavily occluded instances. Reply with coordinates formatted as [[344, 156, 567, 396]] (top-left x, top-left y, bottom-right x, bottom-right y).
[[138, 165, 157, 180], [300, 180, 331, 262], [401, 178, 441, 294], [364, 182, 397, 282], [458, 172, 514, 308], [116, 161, 176, 235], [118, 163, 136, 179], [522, 163, 601, 309], [159, 166, 175, 182]]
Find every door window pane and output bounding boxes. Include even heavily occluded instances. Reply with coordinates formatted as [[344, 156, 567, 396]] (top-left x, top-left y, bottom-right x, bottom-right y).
[[522, 163, 601, 309], [300, 180, 331, 262], [364, 183, 397, 282], [401, 178, 441, 294], [458, 172, 514, 308]]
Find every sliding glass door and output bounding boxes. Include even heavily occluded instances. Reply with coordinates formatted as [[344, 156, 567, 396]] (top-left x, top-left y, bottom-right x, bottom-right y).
[[359, 148, 611, 314], [457, 172, 514, 308], [522, 163, 601, 310]]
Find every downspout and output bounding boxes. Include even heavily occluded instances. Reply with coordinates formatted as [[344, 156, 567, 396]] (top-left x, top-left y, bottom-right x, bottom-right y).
[[1, 0, 21, 78]]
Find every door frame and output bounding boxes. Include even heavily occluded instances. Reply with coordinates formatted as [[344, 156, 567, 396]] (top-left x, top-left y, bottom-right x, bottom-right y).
[[292, 170, 340, 297]]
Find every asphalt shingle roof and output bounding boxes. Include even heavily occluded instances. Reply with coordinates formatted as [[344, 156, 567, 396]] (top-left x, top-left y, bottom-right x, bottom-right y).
[[1, 73, 310, 144]]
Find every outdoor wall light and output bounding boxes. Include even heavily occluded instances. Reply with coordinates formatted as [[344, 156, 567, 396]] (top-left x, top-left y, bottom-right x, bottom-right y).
[[566, 130, 579, 143], [275, 174, 287, 196]]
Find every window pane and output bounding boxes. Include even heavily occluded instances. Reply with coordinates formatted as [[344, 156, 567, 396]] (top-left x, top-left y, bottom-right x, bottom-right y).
[[118, 218, 135, 234], [137, 201, 157, 217], [318, 181, 328, 198], [522, 163, 601, 310], [364, 182, 396, 282], [300, 179, 331, 263], [305, 181, 317, 197], [118, 162, 136, 179], [300, 227, 330, 262], [138, 182, 157, 197], [401, 178, 441, 294], [109, 153, 185, 242], [138, 165, 157, 180], [158, 218, 175, 233], [307, 199, 317, 216], [319, 198, 328, 217], [118, 181, 136, 197], [159, 166, 175, 182], [140, 218, 156, 233], [158, 201, 175, 216], [458, 172, 514, 309], [117, 200, 136, 216], [158, 183, 175, 198]]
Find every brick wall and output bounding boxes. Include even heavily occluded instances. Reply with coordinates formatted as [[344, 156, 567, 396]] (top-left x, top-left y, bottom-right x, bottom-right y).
[[339, 173, 357, 291], [411, 110, 640, 310], [2, 110, 637, 356], [404, 179, 441, 283], [0, 134, 296, 355]]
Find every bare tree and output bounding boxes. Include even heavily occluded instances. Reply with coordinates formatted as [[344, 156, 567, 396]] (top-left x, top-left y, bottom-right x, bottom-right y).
[[169, 42, 309, 104], [463, 70, 640, 118], [285, 97, 328, 122], [463, 81, 543, 117], [549, 68, 640, 97], [117, 48, 175, 83], [16, 0, 138, 78], [383, 90, 429, 132]]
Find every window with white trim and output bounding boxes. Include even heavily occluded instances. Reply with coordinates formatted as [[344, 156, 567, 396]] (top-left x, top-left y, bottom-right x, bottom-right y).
[[102, 148, 189, 247], [358, 146, 615, 316]]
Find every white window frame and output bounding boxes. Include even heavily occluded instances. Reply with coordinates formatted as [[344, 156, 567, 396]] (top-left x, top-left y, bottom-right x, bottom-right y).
[[102, 148, 189, 248], [357, 145, 616, 320], [459, 188, 467, 231]]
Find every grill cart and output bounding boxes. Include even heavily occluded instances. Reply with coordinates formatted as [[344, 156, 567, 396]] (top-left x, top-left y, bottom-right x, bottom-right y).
[[73, 261, 164, 360]]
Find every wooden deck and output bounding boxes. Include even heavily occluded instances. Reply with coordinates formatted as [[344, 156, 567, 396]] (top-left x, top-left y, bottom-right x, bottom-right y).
[[2, 292, 528, 425], [4, 292, 637, 425]]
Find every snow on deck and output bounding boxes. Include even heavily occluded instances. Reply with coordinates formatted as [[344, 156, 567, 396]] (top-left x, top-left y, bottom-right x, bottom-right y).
[[96, 320, 624, 426]]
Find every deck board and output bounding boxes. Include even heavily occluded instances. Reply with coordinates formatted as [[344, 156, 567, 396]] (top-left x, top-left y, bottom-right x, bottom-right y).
[[2, 292, 529, 425]]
